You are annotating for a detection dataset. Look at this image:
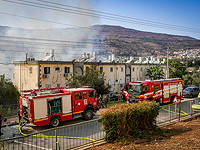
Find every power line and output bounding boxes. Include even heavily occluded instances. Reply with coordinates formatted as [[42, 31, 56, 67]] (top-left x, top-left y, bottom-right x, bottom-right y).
[[0, 63, 13, 65], [1, 0, 200, 34], [38, 0, 200, 32], [0, 47, 93, 55], [0, 35, 199, 43], [0, 44, 92, 50], [16, 0, 200, 32], [0, 35, 99, 44]]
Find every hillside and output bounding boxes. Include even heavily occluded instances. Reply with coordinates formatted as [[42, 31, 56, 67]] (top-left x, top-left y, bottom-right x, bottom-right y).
[[93, 25, 200, 56], [1, 25, 200, 57]]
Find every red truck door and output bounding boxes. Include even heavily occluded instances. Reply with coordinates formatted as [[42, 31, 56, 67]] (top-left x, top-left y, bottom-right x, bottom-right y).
[[73, 92, 84, 113]]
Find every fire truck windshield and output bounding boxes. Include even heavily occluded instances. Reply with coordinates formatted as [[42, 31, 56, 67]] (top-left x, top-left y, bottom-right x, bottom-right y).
[[128, 84, 142, 95]]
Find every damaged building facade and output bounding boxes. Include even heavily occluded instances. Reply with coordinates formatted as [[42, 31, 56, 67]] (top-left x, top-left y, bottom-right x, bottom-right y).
[[14, 50, 167, 93]]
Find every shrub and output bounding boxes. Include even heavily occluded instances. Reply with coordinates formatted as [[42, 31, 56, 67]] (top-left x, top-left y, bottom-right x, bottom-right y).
[[0, 105, 18, 117], [99, 101, 160, 143]]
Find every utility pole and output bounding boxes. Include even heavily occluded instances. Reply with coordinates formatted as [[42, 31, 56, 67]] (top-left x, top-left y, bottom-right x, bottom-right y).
[[166, 47, 169, 79]]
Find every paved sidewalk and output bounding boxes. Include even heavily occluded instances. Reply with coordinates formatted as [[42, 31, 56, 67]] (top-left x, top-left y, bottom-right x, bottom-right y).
[[0, 115, 20, 140]]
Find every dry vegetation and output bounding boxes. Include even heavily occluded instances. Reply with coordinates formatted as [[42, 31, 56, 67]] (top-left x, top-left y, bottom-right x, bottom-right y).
[[89, 116, 200, 150]]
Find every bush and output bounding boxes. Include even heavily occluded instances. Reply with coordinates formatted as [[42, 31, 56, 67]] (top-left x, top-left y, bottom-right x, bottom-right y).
[[99, 101, 160, 143], [0, 105, 18, 117]]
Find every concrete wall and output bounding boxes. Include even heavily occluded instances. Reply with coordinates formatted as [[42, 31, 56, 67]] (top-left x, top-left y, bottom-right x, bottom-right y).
[[15, 63, 39, 91], [39, 64, 73, 89], [14, 61, 167, 93]]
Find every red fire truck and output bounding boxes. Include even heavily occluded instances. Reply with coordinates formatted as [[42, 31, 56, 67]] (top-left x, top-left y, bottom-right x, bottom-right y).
[[123, 78, 183, 104], [19, 87, 98, 127]]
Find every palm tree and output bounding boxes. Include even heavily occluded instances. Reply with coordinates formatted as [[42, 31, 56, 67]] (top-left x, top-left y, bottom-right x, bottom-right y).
[[146, 66, 165, 80]]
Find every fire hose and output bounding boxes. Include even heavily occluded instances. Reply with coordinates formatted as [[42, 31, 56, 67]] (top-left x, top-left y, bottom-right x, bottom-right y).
[[19, 117, 96, 142]]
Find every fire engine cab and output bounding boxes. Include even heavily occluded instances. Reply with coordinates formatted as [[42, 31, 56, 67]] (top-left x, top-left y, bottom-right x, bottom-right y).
[[123, 78, 183, 104], [19, 87, 98, 127]]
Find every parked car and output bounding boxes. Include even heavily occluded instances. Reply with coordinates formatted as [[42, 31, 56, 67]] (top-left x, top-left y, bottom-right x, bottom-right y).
[[183, 87, 200, 98], [192, 93, 200, 112]]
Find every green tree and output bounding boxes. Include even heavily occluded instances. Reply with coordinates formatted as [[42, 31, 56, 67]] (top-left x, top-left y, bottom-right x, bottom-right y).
[[66, 66, 110, 95], [182, 73, 193, 87], [169, 59, 187, 78], [0, 75, 20, 105], [146, 66, 165, 80], [183, 70, 200, 87]]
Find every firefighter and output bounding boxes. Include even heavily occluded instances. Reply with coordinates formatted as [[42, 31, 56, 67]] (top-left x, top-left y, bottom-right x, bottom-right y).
[[18, 108, 21, 123], [104, 94, 109, 108], [0, 112, 7, 136], [98, 94, 103, 109], [123, 90, 129, 103]]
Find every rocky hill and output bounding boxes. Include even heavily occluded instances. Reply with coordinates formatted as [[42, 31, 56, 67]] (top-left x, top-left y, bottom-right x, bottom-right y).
[[93, 25, 200, 56], [1, 25, 200, 57]]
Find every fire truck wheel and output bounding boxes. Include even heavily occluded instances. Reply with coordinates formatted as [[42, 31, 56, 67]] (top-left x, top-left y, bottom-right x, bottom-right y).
[[50, 116, 61, 127], [83, 110, 94, 120]]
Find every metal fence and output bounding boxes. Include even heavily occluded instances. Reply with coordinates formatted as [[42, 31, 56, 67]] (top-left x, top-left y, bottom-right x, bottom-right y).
[[0, 119, 104, 150], [1, 99, 200, 150], [156, 99, 197, 124]]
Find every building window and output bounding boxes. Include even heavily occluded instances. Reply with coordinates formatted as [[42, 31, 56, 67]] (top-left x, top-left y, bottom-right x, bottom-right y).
[[137, 67, 138, 70], [132, 78, 135, 82], [132, 67, 135, 71], [141, 67, 143, 71], [110, 67, 113, 72], [116, 79, 118, 82], [65, 67, 70, 73], [46, 84, 51, 88], [116, 67, 118, 70], [100, 67, 103, 73], [55, 67, 60, 71], [44, 67, 50, 74], [121, 67, 123, 72], [57, 84, 60, 87], [29, 67, 32, 74]]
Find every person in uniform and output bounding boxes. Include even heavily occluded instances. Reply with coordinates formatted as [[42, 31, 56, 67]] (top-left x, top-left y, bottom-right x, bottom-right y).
[[104, 94, 108, 108], [0, 112, 7, 136], [98, 94, 103, 109]]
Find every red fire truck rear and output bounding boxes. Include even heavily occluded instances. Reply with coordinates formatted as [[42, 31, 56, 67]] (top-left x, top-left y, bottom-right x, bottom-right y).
[[19, 87, 98, 127], [123, 78, 183, 104]]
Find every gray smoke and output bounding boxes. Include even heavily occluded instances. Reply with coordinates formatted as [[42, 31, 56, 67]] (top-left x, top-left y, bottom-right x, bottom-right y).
[[0, 0, 101, 80]]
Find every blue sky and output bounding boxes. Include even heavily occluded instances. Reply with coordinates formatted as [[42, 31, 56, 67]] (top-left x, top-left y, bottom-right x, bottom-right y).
[[97, 0, 200, 39], [0, 0, 200, 39]]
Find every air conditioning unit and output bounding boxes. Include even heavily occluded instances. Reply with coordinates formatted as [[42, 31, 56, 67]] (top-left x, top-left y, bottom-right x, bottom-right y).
[[64, 73, 70, 77], [42, 74, 49, 78]]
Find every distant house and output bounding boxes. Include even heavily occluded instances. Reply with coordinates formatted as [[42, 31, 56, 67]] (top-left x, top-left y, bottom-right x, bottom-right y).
[[187, 67, 195, 72]]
